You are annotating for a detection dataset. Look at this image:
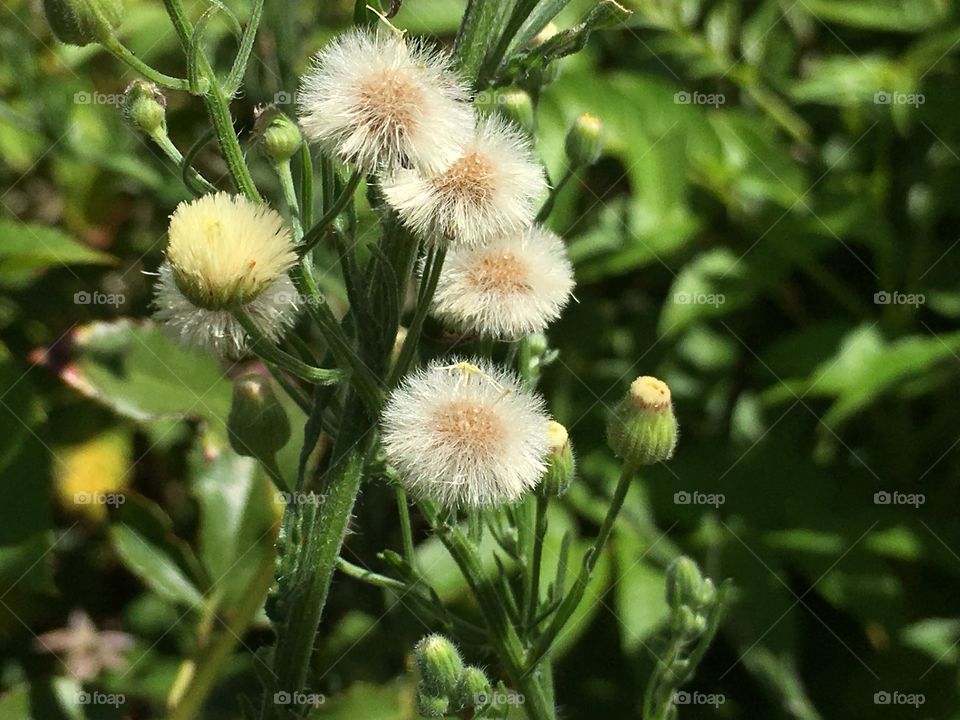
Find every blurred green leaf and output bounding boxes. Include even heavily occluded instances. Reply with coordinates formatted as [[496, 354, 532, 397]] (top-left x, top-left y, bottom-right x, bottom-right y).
[[800, 0, 950, 32], [111, 521, 205, 607], [0, 219, 115, 287]]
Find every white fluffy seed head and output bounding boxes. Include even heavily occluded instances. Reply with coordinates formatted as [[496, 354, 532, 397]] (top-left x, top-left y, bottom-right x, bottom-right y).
[[381, 359, 551, 508], [297, 29, 473, 173], [164, 192, 297, 309], [152, 263, 299, 358], [381, 115, 547, 246], [430, 225, 575, 339]]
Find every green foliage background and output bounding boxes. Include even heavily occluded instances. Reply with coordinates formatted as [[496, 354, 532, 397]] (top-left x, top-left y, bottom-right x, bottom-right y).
[[2, 0, 960, 717]]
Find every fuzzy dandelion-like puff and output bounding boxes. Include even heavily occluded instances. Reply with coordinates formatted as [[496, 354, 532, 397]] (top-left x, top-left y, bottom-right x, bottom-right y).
[[431, 224, 575, 339], [382, 114, 547, 246], [297, 28, 473, 174], [152, 192, 299, 358], [381, 358, 551, 508]]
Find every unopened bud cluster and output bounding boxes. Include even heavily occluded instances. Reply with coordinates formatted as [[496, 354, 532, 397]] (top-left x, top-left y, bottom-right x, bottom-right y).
[[413, 634, 510, 718], [665, 556, 717, 641]]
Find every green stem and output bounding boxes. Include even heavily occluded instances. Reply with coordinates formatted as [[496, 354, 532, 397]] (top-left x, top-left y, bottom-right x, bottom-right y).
[[300, 171, 363, 255], [395, 488, 417, 570], [526, 464, 636, 667], [419, 501, 555, 720], [161, 0, 261, 201], [274, 159, 303, 238], [235, 311, 344, 386], [223, 0, 265, 97], [100, 35, 191, 89], [388, 245, 447, 386], [525, 493, 549, 629], [537, 167, 576, 223], [148, 130, 218, 195]]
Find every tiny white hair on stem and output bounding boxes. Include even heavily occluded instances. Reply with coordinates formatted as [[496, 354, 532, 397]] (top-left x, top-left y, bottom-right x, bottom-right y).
[[381, 114, 547, 246], [430, 224, 575, 339], [297, 28, 473, 174], [381, 358, 551, 509]]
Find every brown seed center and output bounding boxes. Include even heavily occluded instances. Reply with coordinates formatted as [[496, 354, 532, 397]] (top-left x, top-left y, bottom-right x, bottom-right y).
[[432, 151, 495, 207], [356, 72, 423, 137], [466, 251, 532, 295], [430, 400, 505, 456]]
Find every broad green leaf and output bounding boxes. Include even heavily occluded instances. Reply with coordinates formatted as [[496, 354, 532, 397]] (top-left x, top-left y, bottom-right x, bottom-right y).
[[658, 248, 749, 337], [800, 0, 950, 32], [311, 679, 411, 719], [111, 523, 205, 607], [901, 619, 960, 664], [0, 219, 114, 286], [613, 531, 669, 653], [791, 55, 912, 107], [49, 319, 233, 427]]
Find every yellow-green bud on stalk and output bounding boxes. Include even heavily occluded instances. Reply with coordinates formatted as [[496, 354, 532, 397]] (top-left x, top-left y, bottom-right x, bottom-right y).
[[565, 113, 605, 167], [255, 106, 302, 165], [607, 376, 678, 466], [124, 80, 166, 138], [539, 420, 575, 497], [498, 89, 535, 133], [415, 687, 449, 718], [228, 372, 291, 465], [43, 0, 123, 46], [456, 665, 492, 709], [673, 605, 708, 640], [414, 634, 464, 699]]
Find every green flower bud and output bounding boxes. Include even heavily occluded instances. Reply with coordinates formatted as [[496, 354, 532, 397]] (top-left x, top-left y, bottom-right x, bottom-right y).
[[228, 372, 291, 463], [43, 0, 123, 46], [606, 376, 678, 467], [415, 686, 449, 718], [255, 106, 302, 164], [456, 665, 492, 709], [539, 421, 575, 497], [565, 113, 605, 167], [666, 556, 716, 613], [498, 89, 534, 133], [124, 80, 166, 137], [414, 634, 464, 699], [673, 605, 707, 639]]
